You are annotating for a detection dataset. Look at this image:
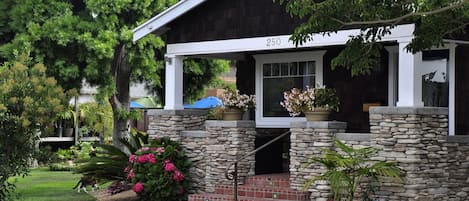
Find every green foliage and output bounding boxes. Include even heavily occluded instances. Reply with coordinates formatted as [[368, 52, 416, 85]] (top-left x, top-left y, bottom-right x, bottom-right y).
[[0, 54, 67, 200], [279, 0, 469, 76], [79, 102, 113, 139], [74, 129, 149, 181], [12, 168, 96, 201], [128, 137, 191, 201], [305, 140, 403, 201], [34, 145, 60, 166]]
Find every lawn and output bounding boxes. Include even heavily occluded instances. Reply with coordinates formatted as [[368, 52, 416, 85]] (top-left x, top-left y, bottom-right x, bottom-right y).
[[11, 168, 96, 201]]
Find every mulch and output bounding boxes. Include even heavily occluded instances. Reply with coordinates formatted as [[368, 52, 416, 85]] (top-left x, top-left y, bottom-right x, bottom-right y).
[[90, 189, 138, 201]]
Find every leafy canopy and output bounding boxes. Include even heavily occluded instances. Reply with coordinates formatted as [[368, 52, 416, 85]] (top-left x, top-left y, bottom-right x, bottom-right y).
[[279, 0, 469, 76], [0, 54, 68, 200]]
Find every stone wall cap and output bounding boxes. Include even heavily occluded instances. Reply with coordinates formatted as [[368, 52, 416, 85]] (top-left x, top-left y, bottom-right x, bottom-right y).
[[290, 121, 347, 129], [369, 107, 448, 115], [181, 130, 207, 138], [205, 120, 255, 128], [336, 133, 371, 142], [146, 109, 208, 116], [447, 135, 469, 143]]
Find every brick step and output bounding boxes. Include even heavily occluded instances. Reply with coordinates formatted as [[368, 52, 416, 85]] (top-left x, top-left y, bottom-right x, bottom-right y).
[[188, 193, 306, 201], [215, 185, 309, 200], [244, 173, 290, 188]]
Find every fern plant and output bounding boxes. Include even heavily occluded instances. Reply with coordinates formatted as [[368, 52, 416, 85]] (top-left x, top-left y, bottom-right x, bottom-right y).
[[74, 129, 149, 181], [305, 140, 403, 201]]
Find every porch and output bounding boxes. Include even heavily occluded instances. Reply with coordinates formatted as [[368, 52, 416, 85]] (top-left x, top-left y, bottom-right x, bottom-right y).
[[144, 106, 469, 201]]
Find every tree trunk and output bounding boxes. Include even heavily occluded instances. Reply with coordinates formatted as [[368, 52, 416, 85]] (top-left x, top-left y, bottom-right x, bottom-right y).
[[110, 44, 131, 150]]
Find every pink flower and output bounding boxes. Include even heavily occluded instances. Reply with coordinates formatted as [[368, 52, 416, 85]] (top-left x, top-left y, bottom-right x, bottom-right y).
[[164, 160, 170, 164], [173, 170, 184, 181], [179, 186, 184, 194], [137, 147, 150, 152], [147, 154, 156, 164], [124, 166, 131, 173], [133, 182, 144, 193], [156, 147, 165, 153], [137, 155, 147, 164], [164, 162, 176, 172], [129, 155, 137, 163], [127, 169, 135, 180]]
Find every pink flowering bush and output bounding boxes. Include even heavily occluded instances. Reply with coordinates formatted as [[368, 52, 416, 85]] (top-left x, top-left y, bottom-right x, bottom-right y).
[[127, 137, 190, 201]]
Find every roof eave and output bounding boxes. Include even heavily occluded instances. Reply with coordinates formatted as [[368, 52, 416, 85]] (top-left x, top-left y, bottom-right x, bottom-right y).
[[133, 0, 207, 42]]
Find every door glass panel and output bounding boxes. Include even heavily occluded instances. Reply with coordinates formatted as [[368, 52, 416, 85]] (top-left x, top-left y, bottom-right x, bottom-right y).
[[263, 61, 316, 117], [421, 50, 449, 107]]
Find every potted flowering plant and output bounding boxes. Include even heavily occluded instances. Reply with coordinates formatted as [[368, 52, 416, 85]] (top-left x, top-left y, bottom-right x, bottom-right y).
[[220, 88, 255, 120], [127, 137, 190, 201], [280, 86, 339, 121]]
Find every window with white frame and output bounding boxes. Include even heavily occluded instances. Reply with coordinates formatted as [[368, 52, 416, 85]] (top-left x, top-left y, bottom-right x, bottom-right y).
[[254, 51, 326, 128]]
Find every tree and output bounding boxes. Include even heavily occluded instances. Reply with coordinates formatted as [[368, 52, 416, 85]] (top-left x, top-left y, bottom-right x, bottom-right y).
[[279, 0, 469, 76], [0, 54, 67, 200], [0, 0, 229, 149]]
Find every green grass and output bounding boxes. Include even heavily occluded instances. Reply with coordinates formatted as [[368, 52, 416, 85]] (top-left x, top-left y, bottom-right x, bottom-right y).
[[11, 168, 96, 201]]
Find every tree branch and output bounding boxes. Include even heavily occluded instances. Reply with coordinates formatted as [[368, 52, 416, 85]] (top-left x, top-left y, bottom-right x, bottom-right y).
[[331, 0, 468, 26]]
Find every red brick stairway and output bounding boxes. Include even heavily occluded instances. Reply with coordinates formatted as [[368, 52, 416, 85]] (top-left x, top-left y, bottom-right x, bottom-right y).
[[188, 173, 310, 201]]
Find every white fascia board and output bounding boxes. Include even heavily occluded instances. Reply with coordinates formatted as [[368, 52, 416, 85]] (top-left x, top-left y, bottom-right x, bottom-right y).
[[167, 24, 415, 56], [133, 0, 207, 42]]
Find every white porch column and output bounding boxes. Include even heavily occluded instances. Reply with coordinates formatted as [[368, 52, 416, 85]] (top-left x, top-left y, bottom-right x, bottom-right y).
[[396, 39, 424, 107], [164, 54, 184, 110]]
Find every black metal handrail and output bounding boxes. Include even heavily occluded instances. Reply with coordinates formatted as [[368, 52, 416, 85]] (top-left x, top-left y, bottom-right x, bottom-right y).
[[224, 130, 291, 201]]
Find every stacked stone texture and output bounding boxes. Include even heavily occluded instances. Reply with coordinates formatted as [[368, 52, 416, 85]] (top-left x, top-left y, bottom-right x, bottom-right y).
[[204, 120, 256, 193], [445, 137, 469, 201], [369, 107, 449, 201], [289, 121, 347, 201], [181, 131, 208, 193], [146, 109, 207, 141]]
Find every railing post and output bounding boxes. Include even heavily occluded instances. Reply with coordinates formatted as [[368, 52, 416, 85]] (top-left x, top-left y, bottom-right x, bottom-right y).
[[234, 162, 238, 201]]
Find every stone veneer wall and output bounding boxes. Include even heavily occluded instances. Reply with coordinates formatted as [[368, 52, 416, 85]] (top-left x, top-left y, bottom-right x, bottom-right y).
[[369, 107, 449, 201], [445, 136, 469, 201], [289, 121, 347, 201], [146, 109, 207, 141], [204, 120, 256, 193], [180, 130, 207, 193]]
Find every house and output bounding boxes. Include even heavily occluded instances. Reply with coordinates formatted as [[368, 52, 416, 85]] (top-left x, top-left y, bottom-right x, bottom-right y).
[[133, 0, 469, 200]]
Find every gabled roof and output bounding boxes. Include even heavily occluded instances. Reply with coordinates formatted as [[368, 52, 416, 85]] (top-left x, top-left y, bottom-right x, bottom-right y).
[[133, 0, 207, 42]]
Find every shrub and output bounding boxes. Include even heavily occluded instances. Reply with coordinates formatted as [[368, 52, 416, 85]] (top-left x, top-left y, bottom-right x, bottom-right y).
[[305, 140, 402, 201], [128, 137, 190, 201], [0, 54, 68, 200]]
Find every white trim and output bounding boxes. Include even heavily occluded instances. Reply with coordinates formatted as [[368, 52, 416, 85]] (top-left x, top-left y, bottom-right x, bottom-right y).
[[447, 43, 457, 136], [254, 51, 326, 128], [167, 24, 415, 56], [385, 46, 398, 106], [443, 39, 469, 45], [164, 55, 185, 110], [133, 0, 207, 42], [396, 38, 424, 107]]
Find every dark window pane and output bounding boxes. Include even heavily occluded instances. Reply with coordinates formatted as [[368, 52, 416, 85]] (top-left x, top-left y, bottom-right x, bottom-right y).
[[298, 62, 306, 75], [263, 64, 271, 76], [281, 63, 289, 76], [290, 62, 298, 76], [272, 63, 280, 76], [307, 61, 316, 75], [263, 75, 315, 117]]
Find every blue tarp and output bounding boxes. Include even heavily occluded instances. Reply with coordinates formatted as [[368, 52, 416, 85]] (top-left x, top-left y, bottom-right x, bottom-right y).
[[130, 101, 145, 108], [184, 96, 223, 109]]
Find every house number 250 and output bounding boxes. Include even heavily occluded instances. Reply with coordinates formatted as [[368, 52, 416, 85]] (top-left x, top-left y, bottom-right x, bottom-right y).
[[266, 38, 282, 47]]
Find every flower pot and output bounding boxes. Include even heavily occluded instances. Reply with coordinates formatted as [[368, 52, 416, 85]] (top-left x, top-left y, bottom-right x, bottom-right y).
[[304, 108, 330, 121], [63, 128, 74, 137], [223, 108, 243, 120]]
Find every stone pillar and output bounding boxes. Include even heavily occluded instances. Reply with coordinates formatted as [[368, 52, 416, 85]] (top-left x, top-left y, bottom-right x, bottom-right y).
[[204, 120, 256, 193], [369, 107, 448, 201], [180, 130, 207, 193], [146, 109, 207, 141], [289, 121, 347, 201]]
